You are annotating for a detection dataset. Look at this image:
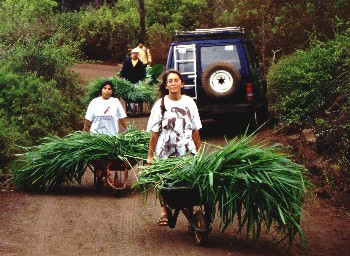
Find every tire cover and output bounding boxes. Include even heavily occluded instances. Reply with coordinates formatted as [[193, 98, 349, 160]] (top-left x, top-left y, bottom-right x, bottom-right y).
[[201, 62, 241, 99]]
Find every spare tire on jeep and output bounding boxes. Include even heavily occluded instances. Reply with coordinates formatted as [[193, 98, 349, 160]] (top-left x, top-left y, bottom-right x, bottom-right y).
[[201, 62, 241, 99]]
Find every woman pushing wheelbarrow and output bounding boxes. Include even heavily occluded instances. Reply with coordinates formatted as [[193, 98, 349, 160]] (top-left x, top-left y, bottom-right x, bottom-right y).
[[145, 70, 202, 227], [83, 80, 130, 192]]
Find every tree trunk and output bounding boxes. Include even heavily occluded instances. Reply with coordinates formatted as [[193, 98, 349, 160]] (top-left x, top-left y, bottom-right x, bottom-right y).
[[262, 15, 266, 76], [139, 0, 146, 40]]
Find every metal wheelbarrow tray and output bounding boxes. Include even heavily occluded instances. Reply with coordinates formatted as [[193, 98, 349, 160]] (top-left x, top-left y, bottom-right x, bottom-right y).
[[159, 187, 212, 245]]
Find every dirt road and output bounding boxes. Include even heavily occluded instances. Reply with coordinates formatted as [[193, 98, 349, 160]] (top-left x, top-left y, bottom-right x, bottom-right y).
[[1, 63, 349, 256]]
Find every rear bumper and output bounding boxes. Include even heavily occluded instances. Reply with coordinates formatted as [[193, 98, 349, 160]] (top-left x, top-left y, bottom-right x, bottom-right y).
[[198, 103, 256, 115]]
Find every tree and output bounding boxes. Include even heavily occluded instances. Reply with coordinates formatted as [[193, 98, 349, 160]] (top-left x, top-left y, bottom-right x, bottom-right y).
[[139, 0, 146, 40]]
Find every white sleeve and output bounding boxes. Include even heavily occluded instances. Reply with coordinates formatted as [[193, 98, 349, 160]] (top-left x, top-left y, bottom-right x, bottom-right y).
[[147, 99, 162, 132], [115, 99, 127, 119], [189, 97, 202, 130]]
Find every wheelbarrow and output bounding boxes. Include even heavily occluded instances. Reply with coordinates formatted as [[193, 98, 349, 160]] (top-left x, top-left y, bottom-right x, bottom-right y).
[[85, 158, 137, 195], [126, 101, 144, 116], [159, 187, 212, 245]]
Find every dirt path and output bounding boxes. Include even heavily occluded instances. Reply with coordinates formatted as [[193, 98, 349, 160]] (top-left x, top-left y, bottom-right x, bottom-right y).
[[1, 63, 350, 256], [70, 63, 123, 82]]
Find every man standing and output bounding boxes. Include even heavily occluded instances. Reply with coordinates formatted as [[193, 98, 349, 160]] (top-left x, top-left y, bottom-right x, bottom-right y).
[[137, 39, 152, 67], [120, 48, 146, 84], [120, 48, 146, 115]]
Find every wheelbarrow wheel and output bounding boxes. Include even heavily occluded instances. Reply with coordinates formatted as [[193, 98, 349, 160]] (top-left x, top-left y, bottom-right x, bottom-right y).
[[194, 211, 208, 246], [105, 161, 129, 191]]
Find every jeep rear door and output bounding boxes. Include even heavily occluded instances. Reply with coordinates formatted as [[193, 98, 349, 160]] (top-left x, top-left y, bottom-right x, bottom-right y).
[[172, 44, 198, 100]]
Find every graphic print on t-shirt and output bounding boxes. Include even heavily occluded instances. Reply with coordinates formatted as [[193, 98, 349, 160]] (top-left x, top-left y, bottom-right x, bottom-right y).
[[159, 106, 193, 157], [95, 105, 114, 134], [95, 116, 113, 134], [104, 106, 110, 114]]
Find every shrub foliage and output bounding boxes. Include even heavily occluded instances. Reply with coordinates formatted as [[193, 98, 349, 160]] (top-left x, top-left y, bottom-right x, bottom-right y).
[[267, 30, 350, 196], [0, 0, 84, 170]]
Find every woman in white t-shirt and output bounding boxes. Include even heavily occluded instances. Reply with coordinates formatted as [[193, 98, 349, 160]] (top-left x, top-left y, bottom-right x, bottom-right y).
[[146, 70, 202, 226], [83, 80, 127, 135], [83, 80, 128, 187]]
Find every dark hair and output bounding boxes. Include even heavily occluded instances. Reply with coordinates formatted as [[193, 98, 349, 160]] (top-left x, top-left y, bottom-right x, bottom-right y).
[[159, 69, 185, 116], [138, 39, 145, 44], [99, 80, 115, 97]]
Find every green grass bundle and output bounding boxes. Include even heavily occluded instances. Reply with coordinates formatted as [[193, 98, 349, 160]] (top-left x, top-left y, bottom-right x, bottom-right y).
[[135, 134, 312, 249], [11, 129, 150, 191], [84, 71, 160, 108]]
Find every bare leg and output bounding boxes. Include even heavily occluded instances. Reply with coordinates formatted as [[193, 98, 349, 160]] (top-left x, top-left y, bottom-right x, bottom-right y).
[[95, 169, 104, 187]]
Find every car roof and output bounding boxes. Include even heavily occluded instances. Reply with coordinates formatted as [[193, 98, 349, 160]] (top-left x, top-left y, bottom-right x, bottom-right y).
[[172, 27, 247, 42]]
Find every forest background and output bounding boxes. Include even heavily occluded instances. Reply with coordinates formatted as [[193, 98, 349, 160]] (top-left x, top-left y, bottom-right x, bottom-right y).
[[0, 0, 349, 208]]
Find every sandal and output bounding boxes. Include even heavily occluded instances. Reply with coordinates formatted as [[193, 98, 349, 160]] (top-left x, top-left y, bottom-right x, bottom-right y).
[[157, 216, 168, 226]]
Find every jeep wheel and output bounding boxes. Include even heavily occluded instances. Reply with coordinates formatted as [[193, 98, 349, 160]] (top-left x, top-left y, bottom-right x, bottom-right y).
[[201, 62, 241, 99]]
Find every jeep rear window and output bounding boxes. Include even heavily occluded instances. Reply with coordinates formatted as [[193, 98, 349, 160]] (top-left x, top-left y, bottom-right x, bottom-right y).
[[200, 45, 241, 71], [174, 47, 195, 73]]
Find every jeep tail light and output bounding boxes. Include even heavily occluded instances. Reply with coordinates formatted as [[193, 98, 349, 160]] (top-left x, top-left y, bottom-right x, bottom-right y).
[[246, 82, 253, 102]]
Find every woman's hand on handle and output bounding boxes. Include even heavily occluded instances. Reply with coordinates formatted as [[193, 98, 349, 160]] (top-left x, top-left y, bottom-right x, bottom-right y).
[[147, 131, 159, 165], [83, 119, 91, 133]]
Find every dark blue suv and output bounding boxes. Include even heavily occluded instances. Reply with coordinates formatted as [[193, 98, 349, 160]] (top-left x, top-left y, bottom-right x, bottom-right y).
[[166, 27, 268, 129]]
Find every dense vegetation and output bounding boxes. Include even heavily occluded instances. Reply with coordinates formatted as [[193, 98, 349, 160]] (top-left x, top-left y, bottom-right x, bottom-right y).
[[0, 0, 85, 172], [268, 30, 350, 201], [52, 0, 350, 74], [0, 0, 349, 206]]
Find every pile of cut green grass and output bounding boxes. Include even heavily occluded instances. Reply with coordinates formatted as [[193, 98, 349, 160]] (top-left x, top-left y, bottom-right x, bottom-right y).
[[135, 134, 312, 249], [11, 129, 150, 191], [84, 76, 158, 107]]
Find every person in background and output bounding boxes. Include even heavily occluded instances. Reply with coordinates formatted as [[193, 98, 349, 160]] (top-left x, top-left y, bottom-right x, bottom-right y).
[[83, 80, 128, 186], [146, 70, 202, 226], [137, 39, 152, 67], [120, 47, 146, 115], [83, 80, 127, 135]]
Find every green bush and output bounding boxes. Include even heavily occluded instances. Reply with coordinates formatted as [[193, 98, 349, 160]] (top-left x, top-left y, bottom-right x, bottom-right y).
[[4, 39, 78, 83], [0, 0, 58, 42], [0, 0, 86, 172], [147, 23, 173, 65], [0, 70, 83, 145], [0, 0, 84, 99], [267, 30, 350, 196], [267, 31, 350, 125], [0, 67, 85, 171], [78, 3, 139, 62], [145, 0, 209, 31], [0, 112, 27, 170], [53, 11, 84, 45]]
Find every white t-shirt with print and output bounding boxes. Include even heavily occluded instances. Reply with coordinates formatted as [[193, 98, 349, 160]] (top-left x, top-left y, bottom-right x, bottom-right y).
[[85, 97, 127, 136], [147, 95, 202, 158]]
